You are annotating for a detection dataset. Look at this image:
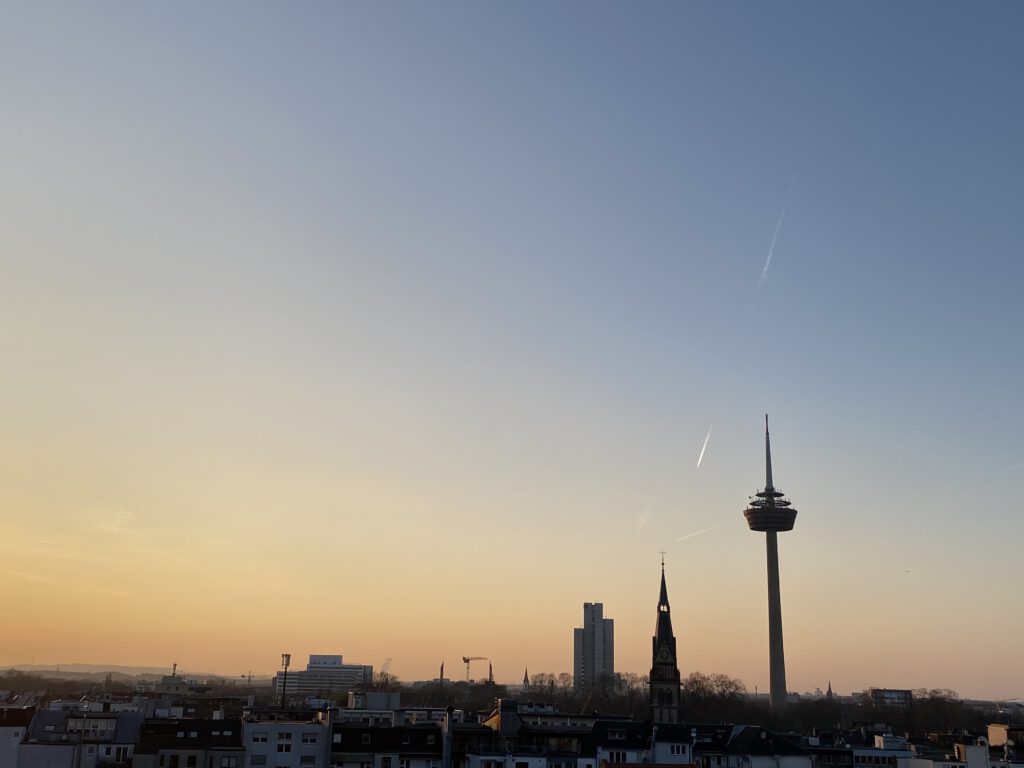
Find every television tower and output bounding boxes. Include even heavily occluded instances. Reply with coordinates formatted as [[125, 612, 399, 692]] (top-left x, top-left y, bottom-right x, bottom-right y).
[[743, 415, 797, 713]]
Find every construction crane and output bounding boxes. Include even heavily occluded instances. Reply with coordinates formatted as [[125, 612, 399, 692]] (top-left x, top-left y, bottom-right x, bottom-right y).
[[462, 656, 487, 682]]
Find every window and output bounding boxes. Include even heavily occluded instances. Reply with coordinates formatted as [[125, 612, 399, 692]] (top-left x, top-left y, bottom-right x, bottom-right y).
[[189, 758, 198, 768], [671, 745, 684, 756], [278, 732, 293, 741], [171, 757, 181, 768], [402, 735, 411, 745], [250, 758, 267, 767], [400, 760, 410, 768], [220, 759, 238, 768], [609, 730, 627, 741], [277, 744, 292, 753], [160, 758, 166, 767], [362, 734, 372, 745], [301, 758, 317, 767], [333, 734, 342, 744], [608, 752, 626, 764], [427, 736, 436, 745], [382, 758, 392, 768], [302, 734, 318, 744], [517, 763, 529, 768], [253, 733, 269, 743], [190, 732, 198, 738]]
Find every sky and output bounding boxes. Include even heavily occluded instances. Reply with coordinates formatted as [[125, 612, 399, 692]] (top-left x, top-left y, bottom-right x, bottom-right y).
[[1, 2, 1023, 700]]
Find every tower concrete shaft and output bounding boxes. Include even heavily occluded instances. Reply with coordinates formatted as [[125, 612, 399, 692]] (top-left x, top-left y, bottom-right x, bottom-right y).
[[765, 531, 787, 711], [743, 416, 797, 714]]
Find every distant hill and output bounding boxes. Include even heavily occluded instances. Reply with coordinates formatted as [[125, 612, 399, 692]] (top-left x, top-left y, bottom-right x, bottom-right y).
[[1, 664, 267, 680], [5, 663, 170, 676]]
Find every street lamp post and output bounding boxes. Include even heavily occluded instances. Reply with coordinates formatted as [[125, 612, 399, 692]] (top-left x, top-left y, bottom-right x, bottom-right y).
[[280, 653, 291, 708]]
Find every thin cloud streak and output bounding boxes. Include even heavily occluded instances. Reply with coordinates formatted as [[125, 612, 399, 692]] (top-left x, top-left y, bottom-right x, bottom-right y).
[[758, 202, 788, 288], [749, 179, 795, 315], [677, 522, 728, 542], [696, 422, 714, 470], [636, 505, 653, 531]]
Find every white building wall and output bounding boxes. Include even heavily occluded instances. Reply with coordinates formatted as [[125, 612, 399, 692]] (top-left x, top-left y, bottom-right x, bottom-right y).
[[596, 746, 646, 764], [652, 742, 692, 764], [957, 746, 990, 768], [1, 725, 25, 768], [467, 756, 547, 768], [244, 722, 326, 768], [18, 743, 76, 768], [897, 758, 940, 768]]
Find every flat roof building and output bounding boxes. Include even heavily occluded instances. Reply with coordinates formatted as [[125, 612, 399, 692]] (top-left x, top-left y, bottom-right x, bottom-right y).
[[574, 603, 614, 690], [272, 655, 374, 702]]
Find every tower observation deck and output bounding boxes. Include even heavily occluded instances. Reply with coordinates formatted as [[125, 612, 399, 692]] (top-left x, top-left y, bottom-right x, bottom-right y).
[[743, 415, 798, 714]]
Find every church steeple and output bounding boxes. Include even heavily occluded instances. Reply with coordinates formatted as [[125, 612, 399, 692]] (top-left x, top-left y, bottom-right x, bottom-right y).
[[658, 553, 671, 612], [650, 555, 681, 723]]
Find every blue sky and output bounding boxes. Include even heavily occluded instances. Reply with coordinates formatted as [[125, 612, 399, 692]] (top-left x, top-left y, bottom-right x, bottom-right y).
[[1, 2, 1023, 696]]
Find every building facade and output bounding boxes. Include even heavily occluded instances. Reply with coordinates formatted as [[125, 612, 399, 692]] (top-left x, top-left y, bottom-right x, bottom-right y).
[[272, 655, 374, 702], [573, 603, 614, 690]]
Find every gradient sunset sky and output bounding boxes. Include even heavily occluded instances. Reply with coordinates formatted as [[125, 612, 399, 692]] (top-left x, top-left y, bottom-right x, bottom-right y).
[[2, 2, 1023, 699]]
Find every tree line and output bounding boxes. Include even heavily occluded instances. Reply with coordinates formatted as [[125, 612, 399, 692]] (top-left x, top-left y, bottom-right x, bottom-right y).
[[380, 670, 995, 735]]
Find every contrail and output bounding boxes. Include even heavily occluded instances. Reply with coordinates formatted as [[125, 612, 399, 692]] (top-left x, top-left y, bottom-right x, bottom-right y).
[[757, 185, 793, 290], [636, 505, 653, 531], [696, 421, 714, 469], [677, 522, 727, 542], [749, 180, 795, 317]]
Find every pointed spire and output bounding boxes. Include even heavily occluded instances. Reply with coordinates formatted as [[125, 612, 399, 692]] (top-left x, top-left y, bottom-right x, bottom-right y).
[[488, 661, 493, 683], [658, 553, 670, 611], [440, 660, 444, 681], [523, 667, 529, 689], [765, 414, 774, 491]]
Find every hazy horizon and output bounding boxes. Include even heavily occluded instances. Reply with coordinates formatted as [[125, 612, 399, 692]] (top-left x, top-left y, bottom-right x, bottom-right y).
[[0, 658, 992, 701], [2, 2, 1023, 702]]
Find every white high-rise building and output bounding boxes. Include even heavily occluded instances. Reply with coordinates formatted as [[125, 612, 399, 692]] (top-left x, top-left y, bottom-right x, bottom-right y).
[[573, 602, 614, 689], [271, 654, 373, 701]]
